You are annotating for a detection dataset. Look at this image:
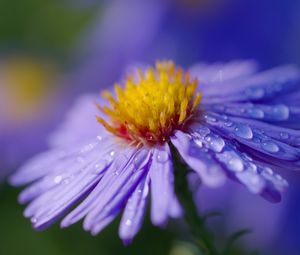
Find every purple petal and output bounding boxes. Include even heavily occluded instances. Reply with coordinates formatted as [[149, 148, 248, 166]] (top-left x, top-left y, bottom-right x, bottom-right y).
[[200, 65, 300, 104], [202, 113, 300, 169], [84, 149, 152, 235], [171, 131, 226, 187], [48, 94, 110, 148], [27, 155, 111, 230], [188, 124, 288, 202], [60, 146, 139, 228], [11, 136, 114, 187], [119, 175, 150, 245], [149, 144, 180, 226], [190, 60, 258, 96]]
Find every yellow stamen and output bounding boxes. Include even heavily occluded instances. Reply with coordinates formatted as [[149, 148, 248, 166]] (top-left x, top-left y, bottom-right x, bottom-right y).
[[97, 60, 202, 145]]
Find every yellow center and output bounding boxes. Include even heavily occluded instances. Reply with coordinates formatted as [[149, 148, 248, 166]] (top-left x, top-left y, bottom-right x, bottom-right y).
[[0, 56, 56, 123], [97, 61, 201, 146]]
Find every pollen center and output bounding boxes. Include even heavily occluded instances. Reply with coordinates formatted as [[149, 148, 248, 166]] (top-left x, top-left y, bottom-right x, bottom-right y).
[[97, 61, 201, 145]]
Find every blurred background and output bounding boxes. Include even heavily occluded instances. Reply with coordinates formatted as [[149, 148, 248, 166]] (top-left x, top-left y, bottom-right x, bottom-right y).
[[0, 0, 300, 254]]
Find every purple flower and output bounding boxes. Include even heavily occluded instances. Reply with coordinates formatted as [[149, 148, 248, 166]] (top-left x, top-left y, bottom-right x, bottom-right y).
[[0, 55, 65, 181], [10, 60, 300, 244]]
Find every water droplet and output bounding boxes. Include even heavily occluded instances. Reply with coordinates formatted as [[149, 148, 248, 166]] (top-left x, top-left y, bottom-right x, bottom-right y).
[[97, 135, 102, 141], [196, 126, 210, 137], [125, 219, 132, 226], [248, 162, 258, 173], [93, 159, 107, 174], [31, 217, 38, 224], [208, 136, 225, 152], [263, 167, 273, 175], [261, 141, 279, 153], [205, 136, 212, 142], [205, 116, 216, 123], [54, 175, 63, 184], [157, 150, 169, 163], [224, 121, 233, 127], [247, 108, 264, 118], [250, 175, 261, 185], [245, 87, 265, 99], [194, 138, 203, 147], [272, 104, 289, 120], [228, 157, 244, 172], [109, 150, 116, 158], [279, 132, 289, 140], [234, 124, 253, 139], [114, 171, 120, 176], [63, 178, 71, 184]]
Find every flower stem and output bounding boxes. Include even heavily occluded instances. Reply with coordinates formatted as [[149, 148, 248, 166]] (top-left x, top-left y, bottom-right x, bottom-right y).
[[172, 147, 220, 255]]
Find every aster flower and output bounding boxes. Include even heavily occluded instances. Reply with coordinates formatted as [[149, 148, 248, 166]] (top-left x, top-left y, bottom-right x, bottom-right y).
[[11, 60, 300, 248]]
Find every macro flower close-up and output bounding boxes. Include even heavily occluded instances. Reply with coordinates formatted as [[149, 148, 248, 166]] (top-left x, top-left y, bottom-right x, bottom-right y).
[[10, 60, 300, 252], [2, 1, 300, 255]]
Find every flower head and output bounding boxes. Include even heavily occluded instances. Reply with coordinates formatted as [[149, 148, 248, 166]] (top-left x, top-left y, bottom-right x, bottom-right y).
[[0, 55, 61, 180], [97, 61, 201, 145], [11, 60, 300, 244]]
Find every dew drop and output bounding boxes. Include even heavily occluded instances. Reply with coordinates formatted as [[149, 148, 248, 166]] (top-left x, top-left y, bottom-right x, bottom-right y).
[[208, 136, 225, 152], [248, 162, 258, 174], [247, 108, 264, 118], [250, 175, 261, 185], [109, 150, 116, 158], [275, 174, 283, 181], [228, 157, 244, 172], [234, 124, 253, 139], [97, 135, 103, 141], [279, 132, 289, 140], [224, 121, 233, 127], [194, 138, 203, 148], [125, 219, 132, 226], [261, 141, 279, 153], [63, 178, 71, 184], [54, 175, 63, 184], [205, 136, 212, 142], [272, 104, 289, 120], [245, 87, 265, 99], [263, 167, 274, 175], [31, 217, 38, 224], [93, 159, 107, 174], [196, 126, 210, 137], [157, 150, 169, 163]]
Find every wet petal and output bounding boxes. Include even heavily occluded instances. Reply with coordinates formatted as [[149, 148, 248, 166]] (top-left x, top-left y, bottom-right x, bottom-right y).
[[60, 147, 140, 228], [171, 131, 226, 187], [189, 124, 287, 202], [202, 113, 300, 169], [150, 144, 180, 226], [85, 149, 152, 235], [190, 60, 258, 96], [200, 65, 300, 104], [11, 136, 115, 187], [119, 175, 150, 245]]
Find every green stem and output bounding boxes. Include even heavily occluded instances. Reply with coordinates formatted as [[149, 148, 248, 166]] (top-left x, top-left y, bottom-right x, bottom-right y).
[[172, 147, 220, 255]]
